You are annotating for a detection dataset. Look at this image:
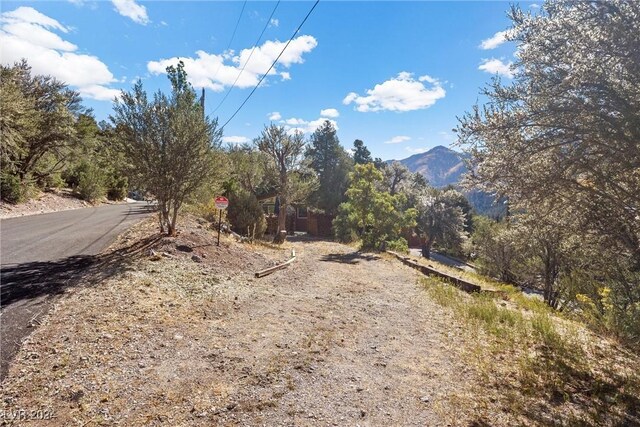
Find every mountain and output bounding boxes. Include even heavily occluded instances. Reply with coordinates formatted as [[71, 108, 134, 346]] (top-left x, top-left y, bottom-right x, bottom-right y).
[[394, 145, 468, 188], [393, 145, 506, 218]]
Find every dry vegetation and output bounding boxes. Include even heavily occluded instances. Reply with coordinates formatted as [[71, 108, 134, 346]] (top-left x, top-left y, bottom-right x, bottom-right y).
[[1, 215, 638, 426], [421, 275, 640, 426]]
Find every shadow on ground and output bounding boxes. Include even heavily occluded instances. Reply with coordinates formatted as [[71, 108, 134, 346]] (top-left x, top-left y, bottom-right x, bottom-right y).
[[320, 252, 380, 264], [0, 233, 163, 307], [0, 233, 163, 380]]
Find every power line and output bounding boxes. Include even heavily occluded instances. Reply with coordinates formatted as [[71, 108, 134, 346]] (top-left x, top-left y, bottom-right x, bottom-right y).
[[210, 1, 247, 83], [220, 0, 320, 132], [212, 1, 281, 114]]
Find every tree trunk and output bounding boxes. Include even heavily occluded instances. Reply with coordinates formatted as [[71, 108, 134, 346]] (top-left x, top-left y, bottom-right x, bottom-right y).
[[273, 201, 287, 244], [169, 202, 180, 237], [422, 236, 434, 259]]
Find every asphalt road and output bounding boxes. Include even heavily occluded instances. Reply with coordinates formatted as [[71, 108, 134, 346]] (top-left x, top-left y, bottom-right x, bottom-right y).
[[0, 202, 153, 379]]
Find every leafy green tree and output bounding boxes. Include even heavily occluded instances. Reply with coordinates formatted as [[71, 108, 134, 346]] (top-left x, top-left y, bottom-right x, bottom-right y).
[[335, 163, 416, 250], [306, 120, 353, 214], [383, 161, 410, 195], [254, 124, 316, 243], [225, 144, 271, 196], [227, 190, 267, 239], [416, 188, 468, 259], [456, 0, 640, 268], [469, 216, 520, 283], [456, 0, 640, 332], [0, 60, 82, 198], [111, 61, 222, 235], [352, 139, 372, 165]]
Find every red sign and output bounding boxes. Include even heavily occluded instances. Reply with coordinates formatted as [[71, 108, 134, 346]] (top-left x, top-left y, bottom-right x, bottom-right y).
[[214, 196, 229, 210]]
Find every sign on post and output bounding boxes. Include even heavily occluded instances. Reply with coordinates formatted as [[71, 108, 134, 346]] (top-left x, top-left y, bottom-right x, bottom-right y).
[[214, 196, 229, 246], [215, 196, 229, 210]]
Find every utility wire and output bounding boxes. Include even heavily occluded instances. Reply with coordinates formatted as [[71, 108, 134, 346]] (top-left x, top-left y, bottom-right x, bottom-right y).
[[220, 0, 320, 131], [210, 1, 247, 83], [212, 1, 281, 114]]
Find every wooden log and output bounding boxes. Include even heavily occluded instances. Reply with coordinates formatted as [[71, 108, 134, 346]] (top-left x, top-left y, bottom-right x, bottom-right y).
[[255, 250, 296, 278], [386, 251, 481, 293]]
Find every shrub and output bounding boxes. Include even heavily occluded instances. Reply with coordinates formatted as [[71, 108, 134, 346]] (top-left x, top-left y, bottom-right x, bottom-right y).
[[227, 191, 266, 238], [77, 164, 106, 202], [386, 237, 409, 253], [333, 202, 357, 243], [107, 176, 128, 201], [0, 173, 25, 204], [63, 163, 84, 189]]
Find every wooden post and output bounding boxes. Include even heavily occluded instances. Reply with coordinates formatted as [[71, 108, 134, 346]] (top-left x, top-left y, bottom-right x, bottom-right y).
[[217, 209, 222, 247]]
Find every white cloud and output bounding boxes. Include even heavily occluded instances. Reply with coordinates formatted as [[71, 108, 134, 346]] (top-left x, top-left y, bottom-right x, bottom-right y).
[[280, 116, 338, 134], [385, 135, 411, 144], [78, 84, 121, 101], [478, 58, 514, 78], [343, 72, 446, 112], [147, 35, 317, 91], [0, 7, 120, 101], [112, 0, 149, 25], [320, 108, 339, 118], [1, 21, 77, 51], [222, 135, 250, 145], [479, 30, 507, 50], [268, 111, 281, 121], [269, 18, 279, 27], [405, 147, 428, 154], [530, 3, 540, 9], [1, 7, 69, 33]]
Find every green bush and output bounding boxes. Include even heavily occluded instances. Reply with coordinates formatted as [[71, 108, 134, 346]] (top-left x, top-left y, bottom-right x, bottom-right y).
[[77, 164, 106, 202], [107, 176, 128, 201], [227, 191, 266, 238], [333, 203, 357, 243], [62, 163, 84, 189], [386, 237, 409, 253], [0, 173, 25, 204]]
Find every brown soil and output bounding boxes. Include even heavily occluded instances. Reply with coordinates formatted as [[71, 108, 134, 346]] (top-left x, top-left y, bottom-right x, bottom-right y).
[[0, 216, 492, 426], [0, 189, 123, 219]]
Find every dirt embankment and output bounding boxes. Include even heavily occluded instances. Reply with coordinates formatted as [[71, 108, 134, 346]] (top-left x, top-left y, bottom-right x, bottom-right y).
[[0, 189, 126, 219], [1, 217, 493, 426]]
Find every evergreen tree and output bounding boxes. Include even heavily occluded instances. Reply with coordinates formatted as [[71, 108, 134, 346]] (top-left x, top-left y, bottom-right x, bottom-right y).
[[306, 121, 353, 214]]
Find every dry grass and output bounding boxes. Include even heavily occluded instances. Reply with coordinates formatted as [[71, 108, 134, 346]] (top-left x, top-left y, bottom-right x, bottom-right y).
[[422, 276, 640, 426]]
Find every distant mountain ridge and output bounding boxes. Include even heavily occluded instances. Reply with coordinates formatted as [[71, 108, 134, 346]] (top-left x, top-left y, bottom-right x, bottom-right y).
[[391, 145, 506, 217], [392, 145, 468, 188]]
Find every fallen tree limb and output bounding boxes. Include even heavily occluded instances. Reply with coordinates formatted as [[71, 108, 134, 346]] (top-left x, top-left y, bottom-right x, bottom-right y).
[[387, 251, 481, 293], [255, 249, 296, 278]]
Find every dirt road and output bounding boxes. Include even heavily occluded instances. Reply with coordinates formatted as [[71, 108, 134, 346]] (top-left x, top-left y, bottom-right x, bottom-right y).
[[1, 223, 488, 426]]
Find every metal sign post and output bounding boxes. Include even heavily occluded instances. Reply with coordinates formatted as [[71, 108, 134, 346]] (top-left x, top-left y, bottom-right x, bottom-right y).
[[214, 196, 229, 246]]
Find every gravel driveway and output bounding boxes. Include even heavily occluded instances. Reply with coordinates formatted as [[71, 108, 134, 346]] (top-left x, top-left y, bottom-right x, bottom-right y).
[[1, 220, 488, 426]]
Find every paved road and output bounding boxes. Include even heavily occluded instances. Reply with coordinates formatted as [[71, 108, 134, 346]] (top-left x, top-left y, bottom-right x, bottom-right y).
[[0, 202, 153, 379], [408, 248, 477, 273]]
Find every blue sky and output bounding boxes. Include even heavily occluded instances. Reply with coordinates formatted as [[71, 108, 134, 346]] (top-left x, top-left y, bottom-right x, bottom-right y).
[[0, 1, 537, 160]]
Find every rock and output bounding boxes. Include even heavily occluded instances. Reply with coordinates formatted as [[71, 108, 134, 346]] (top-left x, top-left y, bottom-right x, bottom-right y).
[[420, 395, 430, 403], [191, 255, 202, 263]]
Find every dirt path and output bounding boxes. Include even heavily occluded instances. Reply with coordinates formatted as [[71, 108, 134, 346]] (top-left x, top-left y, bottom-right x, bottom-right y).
[[1, 226, 487, 426]]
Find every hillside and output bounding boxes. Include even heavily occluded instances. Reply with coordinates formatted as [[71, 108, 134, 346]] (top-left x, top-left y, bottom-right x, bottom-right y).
[[393, 145, 467, 188], [392, 146, 505, 217]]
